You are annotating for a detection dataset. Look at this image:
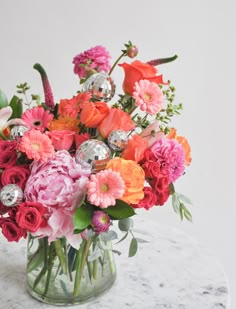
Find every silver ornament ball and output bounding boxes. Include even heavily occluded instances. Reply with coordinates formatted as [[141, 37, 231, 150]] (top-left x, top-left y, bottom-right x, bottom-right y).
[[108, 130, 129, 151], [10, 125, 29, 140], [75, 139, 111, 173], [0, 184, 23, 207], [82, 72, 115, 102]]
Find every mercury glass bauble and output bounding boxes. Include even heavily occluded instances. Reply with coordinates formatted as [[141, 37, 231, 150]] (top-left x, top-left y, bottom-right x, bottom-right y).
[[82, 72, 115, 102], [10, 125, 29, 140], [75, 139, 111, 172], [0, 184, 23, 207], [108, 130, 129, 151]]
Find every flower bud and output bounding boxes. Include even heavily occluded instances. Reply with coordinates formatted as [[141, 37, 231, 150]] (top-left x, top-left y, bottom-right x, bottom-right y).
[[127, 45, 138, 58]]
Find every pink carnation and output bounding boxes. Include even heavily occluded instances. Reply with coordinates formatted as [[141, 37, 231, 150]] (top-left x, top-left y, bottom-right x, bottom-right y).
[[150, 138, 185, 183], [73, 46, 111, 79]]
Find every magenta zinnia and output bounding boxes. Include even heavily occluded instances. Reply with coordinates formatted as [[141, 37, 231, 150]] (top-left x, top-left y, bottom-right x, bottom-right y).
[[21, 106, 53, 131], [73, 45, 111, 79], [18, 129, 54, 161], [91, 211, 111, 233], [87, 169, 125, 208], [133, 79, 164, 115]]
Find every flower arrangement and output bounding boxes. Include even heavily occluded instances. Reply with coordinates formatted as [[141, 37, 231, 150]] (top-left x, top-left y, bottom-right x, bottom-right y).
[[0, 41, 192, 304]]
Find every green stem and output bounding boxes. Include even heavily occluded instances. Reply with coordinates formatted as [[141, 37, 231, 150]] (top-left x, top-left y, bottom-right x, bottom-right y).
[[54, 238, 68, 275], [32, 238, 48, 290], [42, 243, 55, 298], [109, 52, 126, 75], [73, 239, 92, 297]]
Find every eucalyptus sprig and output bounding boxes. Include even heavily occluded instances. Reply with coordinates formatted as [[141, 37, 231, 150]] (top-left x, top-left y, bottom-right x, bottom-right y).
[[16, 82, 40, 108]]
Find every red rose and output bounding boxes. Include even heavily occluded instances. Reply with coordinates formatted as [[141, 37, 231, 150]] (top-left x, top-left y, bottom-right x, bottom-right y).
[[0, 151, 18, 168], [132, 187, 157, 210], [0, 217, 26, 242], [155, 188, 170, 206], [150, 175, 170, 192], [0, 140, 17, 152], [74, 133, 90, 148], [16, 202, 46, 232], [1, 165, 30, 189]]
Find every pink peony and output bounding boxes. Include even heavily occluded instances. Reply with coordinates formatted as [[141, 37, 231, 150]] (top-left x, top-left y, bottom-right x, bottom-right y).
[[73, 46, 111, 79], [150, 138, 185, 183], [133, 79, 164, 115], [91, 211, 111, 233], [24, 150, 91, 214]]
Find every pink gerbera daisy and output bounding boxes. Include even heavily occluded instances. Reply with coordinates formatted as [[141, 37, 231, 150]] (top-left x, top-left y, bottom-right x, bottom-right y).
[[21, 106, 53, 131], [18, 129, 54, 161], [133, 79, 164, 115], [87, 169, 125, 208]]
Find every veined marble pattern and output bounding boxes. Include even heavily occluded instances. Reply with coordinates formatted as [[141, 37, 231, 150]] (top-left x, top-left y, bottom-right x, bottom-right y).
[[0, 217, 230, 309]]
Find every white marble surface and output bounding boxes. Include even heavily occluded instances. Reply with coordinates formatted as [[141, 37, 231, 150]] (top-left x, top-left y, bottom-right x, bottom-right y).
[[0, 217, 230, 309]]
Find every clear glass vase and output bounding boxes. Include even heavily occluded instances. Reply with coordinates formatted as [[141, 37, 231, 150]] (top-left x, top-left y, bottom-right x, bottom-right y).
[[26, 233, 116, 306]]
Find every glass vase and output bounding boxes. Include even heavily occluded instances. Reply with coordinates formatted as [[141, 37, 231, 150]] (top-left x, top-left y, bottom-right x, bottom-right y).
[[26, 233, 116, 306]]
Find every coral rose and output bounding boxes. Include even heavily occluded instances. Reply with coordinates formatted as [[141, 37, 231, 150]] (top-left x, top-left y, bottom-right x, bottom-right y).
[[119, 60, 167, 95], [80, 101, 110, 128], [47, 130, 75, 150], [106, 157, 145, 204], [121, 134, 148, 162], [98, 108, 135, 138]]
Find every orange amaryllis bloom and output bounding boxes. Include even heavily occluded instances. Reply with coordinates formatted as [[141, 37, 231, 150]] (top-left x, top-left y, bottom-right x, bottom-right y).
[[119, 60, 167, 95], [48, 116, 80, 132], [106, 157, 145, 205], [121, 134, 148, 162], [58, 92, 91, 118], [167, 128, 192, 166], [98, 108, 135, 138], [80, 101, 110, 128]]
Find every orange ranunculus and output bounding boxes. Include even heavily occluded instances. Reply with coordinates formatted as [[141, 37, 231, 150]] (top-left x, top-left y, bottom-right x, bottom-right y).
[[47, 130, 75, 151], [121, 134, 148, 162], [167, 128, 192, 166], [48, 116, 80, 132], [119, 60, 167, 95], [80, 101, 110, 128], [98, 108, 135, 138], [106, 157, 145, 204], [58, 92, 91, 118]]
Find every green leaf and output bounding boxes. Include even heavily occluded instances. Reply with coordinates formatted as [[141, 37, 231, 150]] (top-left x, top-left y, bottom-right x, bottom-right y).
[[172, 193, 180, 214], [103, 200, 135, 220], [116, 231, 129, 244], [73, 203, 93, 230], [135, 237, 149, 243], [118, 218, 134, 232], [100, 230, 118, 242], [179, 204, 184, 221], [181, 203, 193, 222], [0, 89, 8, 108], [9, 96, 23, 119], [177, 193, 193, 205], [129, 238, 138, 257]]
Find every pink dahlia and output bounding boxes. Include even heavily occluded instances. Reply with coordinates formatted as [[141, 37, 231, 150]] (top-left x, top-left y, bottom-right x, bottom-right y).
[[18, 129, 54, 161], [21, 106, 53, 131], [133, 80, 164, 115], [87, 169, 125, 208], [91, 210, 111, 233], [150, 138, 185, 183], [73, 46, 111, 79]]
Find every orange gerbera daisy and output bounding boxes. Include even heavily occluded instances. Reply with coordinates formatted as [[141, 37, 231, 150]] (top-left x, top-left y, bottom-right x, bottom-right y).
[[18, 129, 54, 161], [48, 116, 80, 132]]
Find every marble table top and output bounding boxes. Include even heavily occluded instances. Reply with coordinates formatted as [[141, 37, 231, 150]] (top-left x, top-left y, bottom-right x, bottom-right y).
[[0, 217, 230, 309]]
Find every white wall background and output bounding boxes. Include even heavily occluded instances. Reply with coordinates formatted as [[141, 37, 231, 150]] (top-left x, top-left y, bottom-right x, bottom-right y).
[[0, 0, 235, 307]]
